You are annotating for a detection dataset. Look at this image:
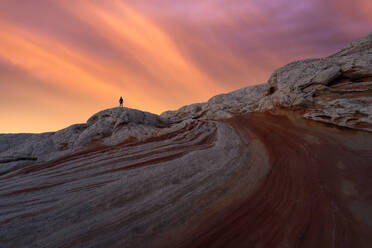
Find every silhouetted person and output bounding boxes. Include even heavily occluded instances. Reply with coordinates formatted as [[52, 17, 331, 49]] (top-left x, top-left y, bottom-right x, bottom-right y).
[[119, 96, 123, 107]]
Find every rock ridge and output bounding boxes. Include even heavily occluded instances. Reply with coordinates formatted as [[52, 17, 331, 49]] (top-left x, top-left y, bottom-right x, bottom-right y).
[[1, 33, 371, 169], [161, 32, 372, 132], [0, 107, 174, 172]]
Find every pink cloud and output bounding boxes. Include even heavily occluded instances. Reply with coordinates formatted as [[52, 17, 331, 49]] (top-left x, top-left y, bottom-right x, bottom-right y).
[[0, 0, 371, 132]]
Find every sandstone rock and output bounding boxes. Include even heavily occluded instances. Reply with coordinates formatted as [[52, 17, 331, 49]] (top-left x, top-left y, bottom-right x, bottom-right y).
[[162, 32, 372, 132], [0, 108, 170, 168], [304, 97, 372, 131], [160, 83, 269, 121], [1, 32, 372, 171], [312, 66, 341, 85], [1, 112, 371, 248], [1, 33, 372, 248]]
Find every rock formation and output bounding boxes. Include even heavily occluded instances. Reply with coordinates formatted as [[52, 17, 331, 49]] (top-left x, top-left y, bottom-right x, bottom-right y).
[[162, 33, 372, 132], [0, 33, 372, 248]]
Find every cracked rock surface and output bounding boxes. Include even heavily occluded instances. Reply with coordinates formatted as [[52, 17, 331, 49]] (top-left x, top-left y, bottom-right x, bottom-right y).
[[162, 33, 372, 132]]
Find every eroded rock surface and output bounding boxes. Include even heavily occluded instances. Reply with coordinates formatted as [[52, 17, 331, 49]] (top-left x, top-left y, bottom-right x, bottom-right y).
[[1, 112, 371, 248], [0, 108, 173, 171], [1, 119, 270, 247], [162, 33, 372, 132], [0, 33, 372, 248]]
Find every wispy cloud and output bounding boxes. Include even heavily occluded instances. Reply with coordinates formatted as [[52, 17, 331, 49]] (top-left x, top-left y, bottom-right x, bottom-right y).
[[0, 0, 371, 132]]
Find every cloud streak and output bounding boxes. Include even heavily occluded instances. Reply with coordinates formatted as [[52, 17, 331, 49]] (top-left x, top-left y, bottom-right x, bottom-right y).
[[0, 0, 371, 132]]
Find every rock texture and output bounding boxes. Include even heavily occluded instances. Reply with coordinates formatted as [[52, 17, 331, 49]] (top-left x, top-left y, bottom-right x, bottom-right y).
[[162, 33, 372, 132], [0, 108, 173, 173], [0, 33, 372, 248]]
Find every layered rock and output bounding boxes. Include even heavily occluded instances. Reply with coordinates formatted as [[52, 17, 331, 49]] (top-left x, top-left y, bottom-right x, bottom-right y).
[[0, 108, 172, 173], [1, 112, 372, 248], [0, 33, 372, 248], [162, 33, 372, 132], [2, 33, 371, 170]]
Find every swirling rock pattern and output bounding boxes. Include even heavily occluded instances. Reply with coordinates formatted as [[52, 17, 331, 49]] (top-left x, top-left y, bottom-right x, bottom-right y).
[[0, 120, 267, 247], [1, 34, 372, 248], [1, 112, 371, 248], [158, 113, 372, 248]]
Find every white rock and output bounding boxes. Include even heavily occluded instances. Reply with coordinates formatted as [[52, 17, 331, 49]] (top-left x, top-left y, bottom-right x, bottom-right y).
[[1, 32, 372, 169], [162, 32, 372, 132], [0, 108, 169, 167], [312, 66, 341, 85]]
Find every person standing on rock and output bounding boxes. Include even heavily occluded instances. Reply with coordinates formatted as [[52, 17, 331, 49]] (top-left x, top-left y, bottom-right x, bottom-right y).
[[119, 96, 124, 107]]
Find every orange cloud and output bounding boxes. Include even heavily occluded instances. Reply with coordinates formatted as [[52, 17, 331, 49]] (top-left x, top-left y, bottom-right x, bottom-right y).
[[0, 0, 371, 132], [58, 1, 227, 99], [0, 2, 230, 132]]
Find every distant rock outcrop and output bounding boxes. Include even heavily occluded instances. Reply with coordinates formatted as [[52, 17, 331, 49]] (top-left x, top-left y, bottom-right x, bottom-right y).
[[162, 33, 372, 132]]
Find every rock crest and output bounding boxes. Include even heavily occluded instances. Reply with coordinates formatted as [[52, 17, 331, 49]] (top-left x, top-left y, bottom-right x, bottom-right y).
[[0, 108, 171, 172], [162, 32, 372, 132], [1, 33, 371, 168]]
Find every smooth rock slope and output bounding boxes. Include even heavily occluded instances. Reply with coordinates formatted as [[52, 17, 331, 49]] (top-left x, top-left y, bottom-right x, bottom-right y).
[[0, 107, 172, 174], [0, 33, 372, 248]]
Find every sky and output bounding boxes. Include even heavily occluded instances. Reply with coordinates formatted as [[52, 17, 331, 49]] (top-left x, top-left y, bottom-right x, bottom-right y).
[[0, 0, 371, 133]]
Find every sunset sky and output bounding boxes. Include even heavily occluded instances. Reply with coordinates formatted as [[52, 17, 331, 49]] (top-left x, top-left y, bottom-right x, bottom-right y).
[[0, 0, 371, 133]]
